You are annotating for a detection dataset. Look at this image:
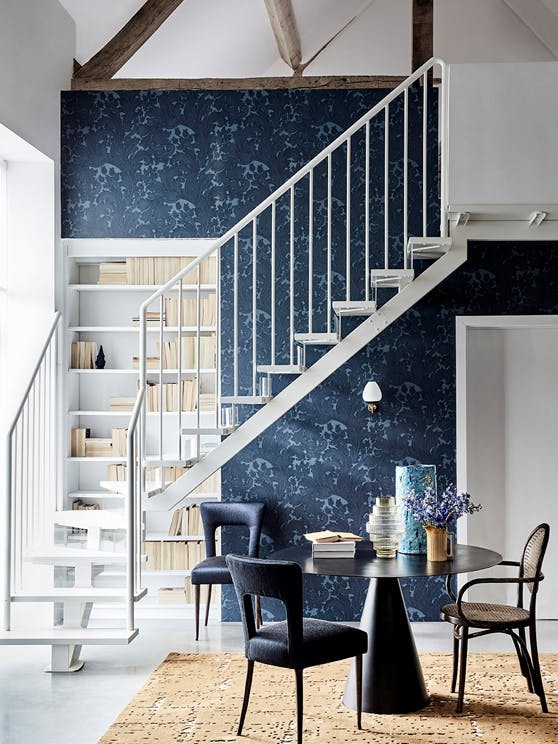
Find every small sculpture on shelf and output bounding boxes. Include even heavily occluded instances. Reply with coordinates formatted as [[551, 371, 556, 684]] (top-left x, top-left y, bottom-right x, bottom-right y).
[[95, 345, 106, 369]]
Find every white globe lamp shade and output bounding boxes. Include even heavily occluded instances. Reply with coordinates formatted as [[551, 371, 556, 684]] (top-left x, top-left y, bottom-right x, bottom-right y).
[[362, 381, 382, 403]]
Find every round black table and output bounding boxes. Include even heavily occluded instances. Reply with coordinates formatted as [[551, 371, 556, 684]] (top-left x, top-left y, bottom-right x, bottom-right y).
[[271, 541, 502, 714]]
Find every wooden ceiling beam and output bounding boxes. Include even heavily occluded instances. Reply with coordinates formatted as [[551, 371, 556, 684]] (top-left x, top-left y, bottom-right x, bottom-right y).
[[74, 0, 184, 81], [412, 0, 433, 72], [70, 75, 409, 92], [263, 0, 302, 72]]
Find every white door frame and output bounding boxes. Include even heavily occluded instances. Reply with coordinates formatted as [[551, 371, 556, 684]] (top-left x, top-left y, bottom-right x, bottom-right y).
[[455, 314, 558, 547]]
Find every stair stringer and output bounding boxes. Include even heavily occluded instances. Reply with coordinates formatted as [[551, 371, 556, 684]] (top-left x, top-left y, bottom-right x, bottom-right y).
[[145, 243, 466, 511]]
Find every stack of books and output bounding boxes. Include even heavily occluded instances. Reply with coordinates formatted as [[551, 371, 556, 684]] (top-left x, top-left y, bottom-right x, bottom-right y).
[[98, 262, 127, 284], [305, 530, 363, 559]]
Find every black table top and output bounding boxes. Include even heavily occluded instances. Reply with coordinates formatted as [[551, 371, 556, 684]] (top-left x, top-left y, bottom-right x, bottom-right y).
[[270, 542, 502, 579]]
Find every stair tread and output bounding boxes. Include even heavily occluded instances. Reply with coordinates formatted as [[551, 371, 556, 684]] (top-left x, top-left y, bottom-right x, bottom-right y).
[[332, 300, 377, 317], [294, 332, 339, 345], [0, 628, 139, 645], [257, 364, 306, 374], [221, 396, 271, 404], [28, 547, 131, 565], [54, 510, 126, 529], [11, 588, 147, 602], [99, 480, 162, 496]]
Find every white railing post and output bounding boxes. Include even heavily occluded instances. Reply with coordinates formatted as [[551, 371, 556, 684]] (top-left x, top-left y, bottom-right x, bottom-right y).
[[308, 172, 313, 334], [364, 123, 370, 301], [346, 137, 351, 301], [384, 104, 390, 271], [126, 387, 144, 631], [423, 73, 428, 238], [439, 60, 449, 238], [403, 88, 409, 269]]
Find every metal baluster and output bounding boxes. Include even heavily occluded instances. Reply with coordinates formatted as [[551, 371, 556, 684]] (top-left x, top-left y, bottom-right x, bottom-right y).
[[158, 295, 164, 487], [346, 136, 351, 301], [289, 186, 294, 364], [196, 266, 201, 459], [403, 88, 409, 270], [177, 281, 183, 457], [364, 122, 370, 302], [216, 245, 222, 430], [384, 104, 390, 270], [327, 153, 332, 331], [233, 235, 239, 424], [308, 171, 313, 333], [423, 73, 428, 237], [252, 218, 257, 396], [271, 201, 276, 367]]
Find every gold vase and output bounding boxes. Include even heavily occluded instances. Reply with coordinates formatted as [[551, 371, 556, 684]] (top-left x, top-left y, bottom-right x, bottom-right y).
[[425, 525, 454, 561]]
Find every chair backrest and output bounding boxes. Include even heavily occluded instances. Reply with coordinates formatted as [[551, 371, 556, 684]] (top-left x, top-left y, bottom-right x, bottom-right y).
[[518, 523, 550, 609], [200, 501, 265, 558], [226, 555, 304, 664]]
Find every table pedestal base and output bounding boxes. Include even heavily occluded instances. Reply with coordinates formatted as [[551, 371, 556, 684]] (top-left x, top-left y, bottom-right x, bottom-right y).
[[343, 577, 430, 714]]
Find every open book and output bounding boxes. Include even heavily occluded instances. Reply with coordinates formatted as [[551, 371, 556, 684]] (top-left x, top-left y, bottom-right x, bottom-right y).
[[304, 530, 363, 544]]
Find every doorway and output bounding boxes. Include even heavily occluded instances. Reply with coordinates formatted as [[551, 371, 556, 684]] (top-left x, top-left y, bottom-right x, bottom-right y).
[[456, 316, 558, 618]]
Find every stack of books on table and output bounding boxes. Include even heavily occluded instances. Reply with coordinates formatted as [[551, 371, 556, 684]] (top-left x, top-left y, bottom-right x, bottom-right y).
[[305, 530, 363, 558]]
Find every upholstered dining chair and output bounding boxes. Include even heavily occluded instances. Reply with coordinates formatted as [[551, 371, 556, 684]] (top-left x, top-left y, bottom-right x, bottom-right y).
[[191, 501, 265, 641], [441, 523, 550, 713], [226, 554, 368, 744]]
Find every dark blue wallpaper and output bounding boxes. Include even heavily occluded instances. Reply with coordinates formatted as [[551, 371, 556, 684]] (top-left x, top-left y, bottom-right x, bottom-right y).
[[221, 241, 558, 622], [60, 89, 554, 625]]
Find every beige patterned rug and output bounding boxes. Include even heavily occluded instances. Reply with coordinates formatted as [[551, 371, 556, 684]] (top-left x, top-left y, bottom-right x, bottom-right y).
[[98, 652, 558, 743]]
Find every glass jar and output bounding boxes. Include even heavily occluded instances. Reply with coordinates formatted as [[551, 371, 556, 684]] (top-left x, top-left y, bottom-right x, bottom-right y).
[[366, 495, 404, 558]]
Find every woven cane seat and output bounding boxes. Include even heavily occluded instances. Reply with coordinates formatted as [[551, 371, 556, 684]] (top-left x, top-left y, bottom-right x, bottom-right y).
[[441, 601, 530, 628]]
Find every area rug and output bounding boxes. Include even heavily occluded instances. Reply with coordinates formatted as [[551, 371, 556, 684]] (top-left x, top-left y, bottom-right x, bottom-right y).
[[98, 652, 558, 743]]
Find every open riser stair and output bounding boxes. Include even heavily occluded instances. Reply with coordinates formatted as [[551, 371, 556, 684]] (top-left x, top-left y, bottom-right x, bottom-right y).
[[3, 58, 463, 667]]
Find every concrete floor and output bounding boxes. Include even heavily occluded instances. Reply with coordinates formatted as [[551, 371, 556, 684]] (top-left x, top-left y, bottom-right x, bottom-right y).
[[0, 619, 556, 744]]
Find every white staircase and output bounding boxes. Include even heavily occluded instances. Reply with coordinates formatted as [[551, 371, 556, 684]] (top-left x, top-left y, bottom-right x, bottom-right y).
[[3, 57, 463, 668]]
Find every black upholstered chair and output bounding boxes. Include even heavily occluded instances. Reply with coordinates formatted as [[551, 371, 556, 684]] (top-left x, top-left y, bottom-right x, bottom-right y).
[[441, 523, 550, 713], [191, 501, 265, 640], [226, 555, 368, 744]]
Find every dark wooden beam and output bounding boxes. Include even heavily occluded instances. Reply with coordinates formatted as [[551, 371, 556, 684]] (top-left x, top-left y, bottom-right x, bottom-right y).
[[73, 0, 184, 81], [263, 0, 302, 71], [412, 0, 433, 71], [71, 75, 408, 92]]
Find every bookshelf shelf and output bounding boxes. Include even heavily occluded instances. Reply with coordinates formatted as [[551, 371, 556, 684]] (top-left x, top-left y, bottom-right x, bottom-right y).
[[64, 239, 221, 614], [68, 326, 216, 334], [68, 368, 216, 375], [67, 410, 217, 417], [68, 284, 217, 293], [144, 533, 205, 541]]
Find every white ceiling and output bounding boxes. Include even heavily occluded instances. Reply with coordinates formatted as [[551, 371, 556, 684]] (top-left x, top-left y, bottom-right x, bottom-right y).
[[58, 0, 558, 78]]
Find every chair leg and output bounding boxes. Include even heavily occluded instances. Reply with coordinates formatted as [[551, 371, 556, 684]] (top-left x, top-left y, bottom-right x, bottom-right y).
[[512, 630, 533, 693], [295, 669, 303, 744], [194, 584, 201, 641], [451, 631, 460, 693], [355, 654, 363, 730], [255, 595, 262, 629], [529, 622, 549, 713], [205, 584, 212, 627], [237, 659, 254, 736], [456, 627, 468, 713]]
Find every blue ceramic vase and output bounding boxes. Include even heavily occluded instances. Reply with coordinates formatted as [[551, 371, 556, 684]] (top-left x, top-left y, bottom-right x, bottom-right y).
[[396, 465, 437, 554]]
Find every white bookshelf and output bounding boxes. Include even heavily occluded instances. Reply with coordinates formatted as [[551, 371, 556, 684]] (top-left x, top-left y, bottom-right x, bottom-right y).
[[64, 239, 221, 617]]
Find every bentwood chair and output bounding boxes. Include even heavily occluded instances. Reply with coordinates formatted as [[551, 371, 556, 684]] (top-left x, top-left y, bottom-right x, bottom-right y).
[[226, 555, 368, 744], [191, 501, 265, 641], [441, 523, 550, 713]]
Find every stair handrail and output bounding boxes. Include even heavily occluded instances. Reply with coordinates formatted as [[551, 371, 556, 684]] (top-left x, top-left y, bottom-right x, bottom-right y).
[[126, 385, 144, 631], [138, 57, 448, 316], [131, 56, 448, 500], [4, 310, 61, 630]]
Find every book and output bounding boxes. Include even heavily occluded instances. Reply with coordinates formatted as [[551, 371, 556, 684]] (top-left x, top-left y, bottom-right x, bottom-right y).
[[111, 428, 127, 457], [109, 396, 136, 411], [84, 437, 113, 457], [312, 541, 357, 552], [71, 341, 98, 369], [304, 530, 363, 544], [98, 262, 127, 284]]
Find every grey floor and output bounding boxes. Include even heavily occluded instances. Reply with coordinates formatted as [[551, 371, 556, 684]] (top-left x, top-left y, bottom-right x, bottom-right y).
[[0, 619, 557, 744]]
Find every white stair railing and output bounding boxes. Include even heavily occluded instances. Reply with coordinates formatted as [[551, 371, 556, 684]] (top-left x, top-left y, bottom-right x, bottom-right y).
[[132, 57, 448, 500], [4, 311, 61, 630]]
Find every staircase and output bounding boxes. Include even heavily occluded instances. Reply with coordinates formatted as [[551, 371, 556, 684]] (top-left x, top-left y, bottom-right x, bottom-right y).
[[3, 58, 465, 669]]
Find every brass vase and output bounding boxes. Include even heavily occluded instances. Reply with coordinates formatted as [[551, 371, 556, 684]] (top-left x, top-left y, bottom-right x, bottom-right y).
[[425, 525, 454, 561]]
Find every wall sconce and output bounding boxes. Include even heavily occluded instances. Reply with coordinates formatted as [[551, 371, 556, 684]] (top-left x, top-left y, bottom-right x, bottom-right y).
[[363, 381, 382, 413]]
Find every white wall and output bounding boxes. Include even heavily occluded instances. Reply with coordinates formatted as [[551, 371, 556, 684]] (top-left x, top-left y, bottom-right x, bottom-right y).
[[0, 1, 74, 424], [460, 323, 558, 618], [449, 61, 558, 204]]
